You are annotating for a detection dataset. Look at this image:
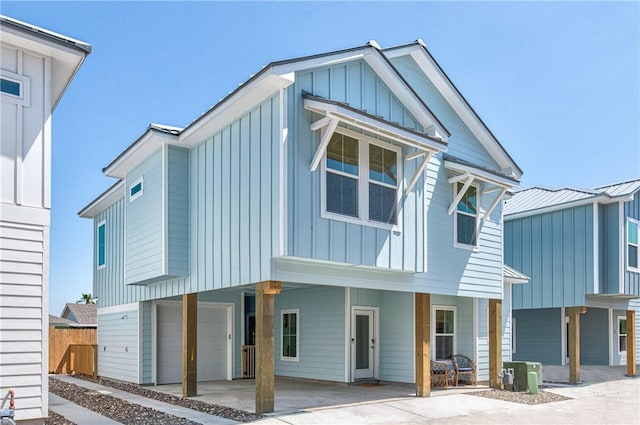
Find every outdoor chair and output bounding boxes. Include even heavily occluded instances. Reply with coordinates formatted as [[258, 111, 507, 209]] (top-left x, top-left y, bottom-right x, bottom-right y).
[[430, 360, 455, 388], [451, 354, 476, 386]]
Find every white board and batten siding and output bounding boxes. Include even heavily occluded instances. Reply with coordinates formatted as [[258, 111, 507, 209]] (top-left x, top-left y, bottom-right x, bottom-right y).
[[1, 42, 52, 422]]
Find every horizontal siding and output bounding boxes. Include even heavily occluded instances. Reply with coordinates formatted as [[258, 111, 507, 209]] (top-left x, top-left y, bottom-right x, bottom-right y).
[[97, 306, 139, 383], [476, 298, 489, 380], [141, 301, 152, 384], [378, 291, 413, 383], [513, 308, 562, 365], [507, 204, 594, 309], [125, 148, 164, 284], [625, 193, 640, 295], [390, 55, 499, 170], [167, 146, 189, 277], [275, 286, 345, 382], [0, 221, 45, 421]]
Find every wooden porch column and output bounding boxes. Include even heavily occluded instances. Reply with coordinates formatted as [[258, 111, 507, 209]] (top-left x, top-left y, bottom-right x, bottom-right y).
[[255, 281, 281, 414], [182, 293, 197, 398], [627, 310, 637, 377], [568, 306, 586, 385], [489, 298, 502, 388], [415, 292, 431, 397]]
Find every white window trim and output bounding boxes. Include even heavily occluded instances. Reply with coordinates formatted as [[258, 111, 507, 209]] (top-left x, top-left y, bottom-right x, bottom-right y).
[[129, 176, 144, 202], [627, 217, 640, 272], [453, 182, 480, 251], [0, 69, 30, 107], [432, 305, 457, 361], [320, 128, 403, 232], [97, 219, 106, 270], [618, 316, 627, 354], [280, 308, 300, 362]]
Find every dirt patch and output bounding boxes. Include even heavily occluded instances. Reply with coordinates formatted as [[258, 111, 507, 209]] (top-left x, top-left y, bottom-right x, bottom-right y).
[[470, 389, 571, 405]]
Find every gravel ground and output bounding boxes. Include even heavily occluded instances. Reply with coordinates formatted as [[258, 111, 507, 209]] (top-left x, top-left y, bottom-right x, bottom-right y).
[[45, 410, 76, 425], [74, 375, 262, 423], [469, 388, 571, 405], [49, 377, 200, 425]]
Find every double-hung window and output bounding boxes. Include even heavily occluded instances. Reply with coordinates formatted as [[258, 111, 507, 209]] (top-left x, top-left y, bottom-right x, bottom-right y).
[[281, 309, 299, 361], [324, 131, 400, 228], [628, 218, 639, 271], [455, 182, 478, 248], [434, 307, 456, 360], [618, 317, 627, 353], [97, 220, 106, 269]]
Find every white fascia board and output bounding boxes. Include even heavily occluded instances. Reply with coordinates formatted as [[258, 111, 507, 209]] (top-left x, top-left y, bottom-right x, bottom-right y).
[[385, 46, 521, 178], [78, 180, 124, 218], [444, 159, 518, 189], [304, 98, 445, 152], [103, 130, 178, 178], [1, 24, 89, 111], [179, 71, 295, 146]]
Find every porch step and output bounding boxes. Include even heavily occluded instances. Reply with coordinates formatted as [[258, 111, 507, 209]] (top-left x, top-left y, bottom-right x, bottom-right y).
[[351, 378, 381, 386]]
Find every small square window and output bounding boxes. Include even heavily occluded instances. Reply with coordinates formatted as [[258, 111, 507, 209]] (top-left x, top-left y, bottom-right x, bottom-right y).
[[129, 177, 144, 202]]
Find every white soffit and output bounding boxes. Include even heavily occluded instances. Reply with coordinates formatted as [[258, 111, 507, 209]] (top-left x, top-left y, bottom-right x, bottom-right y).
[[78, 180, 124, 218]]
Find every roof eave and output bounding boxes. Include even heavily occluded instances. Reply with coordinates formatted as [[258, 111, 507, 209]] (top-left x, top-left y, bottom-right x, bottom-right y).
[[78, 180, 124, 218]]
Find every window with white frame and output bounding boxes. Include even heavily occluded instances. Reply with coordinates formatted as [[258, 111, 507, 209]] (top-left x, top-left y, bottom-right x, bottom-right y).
[[1, 77, 20, 96], [618, 316, 627, 353], [129, 177, 144, 202], [628, 218, 639, 271], [324, 130, 400, 228], [97, 220, 106, 269], [454, 182, 478, 247], [281, 309, 299, 361], [434, 307, 456, 360]]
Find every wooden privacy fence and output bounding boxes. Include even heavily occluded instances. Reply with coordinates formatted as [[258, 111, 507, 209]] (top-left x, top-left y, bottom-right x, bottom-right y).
[[49, 326, 97, 376]]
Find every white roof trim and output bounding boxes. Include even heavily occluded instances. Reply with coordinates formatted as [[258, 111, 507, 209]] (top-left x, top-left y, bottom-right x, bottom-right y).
[[503, 264, 529, 284], [78, 180, 124, 218], [505, 195, 633, 221], [384, 43, 521, 178], [103, 129, 178, 178], [444, 158, 518, 189]]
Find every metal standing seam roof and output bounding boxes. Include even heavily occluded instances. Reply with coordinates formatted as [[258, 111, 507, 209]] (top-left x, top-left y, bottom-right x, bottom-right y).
[[504, 178, 640, 216], [503, 264, 529, 282]]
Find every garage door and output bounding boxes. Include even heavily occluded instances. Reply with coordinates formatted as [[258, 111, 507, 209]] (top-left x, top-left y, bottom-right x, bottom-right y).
[[156, 303, 230, 384]]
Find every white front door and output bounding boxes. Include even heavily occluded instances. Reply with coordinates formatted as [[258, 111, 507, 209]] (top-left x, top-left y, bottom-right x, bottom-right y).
[[352, 309, 375, 379]]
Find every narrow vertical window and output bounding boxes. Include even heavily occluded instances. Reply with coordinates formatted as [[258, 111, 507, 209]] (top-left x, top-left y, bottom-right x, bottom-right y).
[[326, 133, 359, 217], [97, 220, 106, 269], [618, 317, 627, 353], [369, 144, 398, 224], [627, 219, 639, 270], [455, 183, 478, 247], [281, 309, 299, 361], [434, 307, 456, 360], [129, 177, 144, 202]]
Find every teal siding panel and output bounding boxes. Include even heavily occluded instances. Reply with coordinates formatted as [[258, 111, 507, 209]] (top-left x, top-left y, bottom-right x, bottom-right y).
[[390, 55, 498, 169], [378, 291, 413, 383], [275, 286, 345, 382], [580, 307, 608, 365], [167, 146, 189, 277], [625, 193, 640, 295], [513, 308, 562, 364], [125, 148, 164, 284], [97, 307, 139, 383], [509, 205, 594, 309], [599, 203, 620, 293]]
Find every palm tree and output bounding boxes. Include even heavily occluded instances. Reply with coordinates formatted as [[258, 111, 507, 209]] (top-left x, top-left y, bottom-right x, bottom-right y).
[[77, 293, 96, 304]]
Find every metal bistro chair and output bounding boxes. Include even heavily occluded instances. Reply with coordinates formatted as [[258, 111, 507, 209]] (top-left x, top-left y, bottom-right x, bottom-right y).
[[451, 354, 476, 386], [430, 360, 455, 388]]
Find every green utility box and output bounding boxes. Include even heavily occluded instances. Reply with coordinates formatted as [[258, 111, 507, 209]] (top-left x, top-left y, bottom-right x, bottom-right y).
[[503, 361, 543, 392]]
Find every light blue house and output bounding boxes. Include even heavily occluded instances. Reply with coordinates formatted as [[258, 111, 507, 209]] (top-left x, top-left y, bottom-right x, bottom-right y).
[[505, 180, 640, 381], [79, 40, 524, 411]]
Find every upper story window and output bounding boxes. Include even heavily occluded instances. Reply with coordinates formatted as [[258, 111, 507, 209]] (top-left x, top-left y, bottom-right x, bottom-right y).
[[628, 218, 639, 271], [1, 77, 20, 96], [97, 220, 106, 269], [129, 177, 144, 202], [454, 182, 479, 248], [323, 131, 400, 229]]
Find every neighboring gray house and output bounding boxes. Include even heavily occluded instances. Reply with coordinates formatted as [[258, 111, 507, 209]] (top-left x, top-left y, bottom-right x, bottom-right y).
[[0, 16, 90, 424], [80, 40, 524, 411], [505, 180, 640, 381], [60, 303, 97, 327]]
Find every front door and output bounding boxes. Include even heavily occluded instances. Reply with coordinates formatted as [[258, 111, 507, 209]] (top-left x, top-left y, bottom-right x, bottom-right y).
[[352, 309, 375, 379]]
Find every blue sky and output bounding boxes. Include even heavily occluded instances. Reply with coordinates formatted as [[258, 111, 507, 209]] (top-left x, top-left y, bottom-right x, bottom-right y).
[[2, 1, 638, 315]]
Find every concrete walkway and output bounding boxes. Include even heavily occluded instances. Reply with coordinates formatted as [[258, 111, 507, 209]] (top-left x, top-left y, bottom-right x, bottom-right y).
[[52, 375, 235, 425], [49, 393, 121, 425]]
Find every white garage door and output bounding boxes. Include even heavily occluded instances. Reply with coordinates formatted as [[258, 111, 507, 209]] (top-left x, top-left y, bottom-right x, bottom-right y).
[[156, 303, 230, 384]]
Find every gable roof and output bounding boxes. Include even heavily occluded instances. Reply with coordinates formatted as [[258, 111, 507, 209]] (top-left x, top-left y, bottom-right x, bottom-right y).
[[383, 40, 522, 179], [49, 314, 75, 327], [503, 264, 529, 284], [61, 303, 97, 325], [504, 178, 640, 218], [0, 15, 91, 111]]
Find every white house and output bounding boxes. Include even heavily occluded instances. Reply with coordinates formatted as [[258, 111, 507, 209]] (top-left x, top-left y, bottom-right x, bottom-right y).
[[0, 16, 90, 424]]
